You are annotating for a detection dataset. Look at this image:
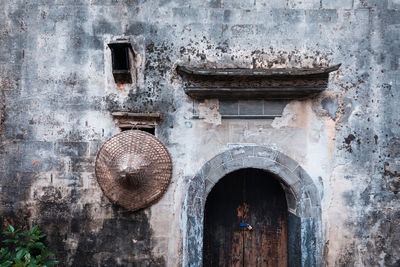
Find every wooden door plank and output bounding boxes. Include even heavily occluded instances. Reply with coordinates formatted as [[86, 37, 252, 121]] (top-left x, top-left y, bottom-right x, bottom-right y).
[[204, 171, 244, 266], [243, 169, 288, 267], [204, 169, 288, 267]]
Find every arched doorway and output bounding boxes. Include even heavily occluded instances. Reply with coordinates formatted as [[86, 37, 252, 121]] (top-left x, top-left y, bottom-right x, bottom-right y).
[[203, 168, 288, 266], [182, 146, 322, 267]]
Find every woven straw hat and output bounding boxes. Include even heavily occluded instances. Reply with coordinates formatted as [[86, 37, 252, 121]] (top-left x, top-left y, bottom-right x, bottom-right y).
[[95, 130, 172, 211]]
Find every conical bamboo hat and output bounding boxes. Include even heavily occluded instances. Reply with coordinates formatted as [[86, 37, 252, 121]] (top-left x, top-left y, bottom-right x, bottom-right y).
[[95, 130, 172, 211]]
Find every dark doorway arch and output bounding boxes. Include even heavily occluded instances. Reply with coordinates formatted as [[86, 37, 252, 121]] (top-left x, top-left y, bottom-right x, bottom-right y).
[[203, 168, 288, 266], [182, 146, 322, 267]]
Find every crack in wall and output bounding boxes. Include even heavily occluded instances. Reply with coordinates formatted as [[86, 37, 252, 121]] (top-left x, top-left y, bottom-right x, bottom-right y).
[[0, 78, 9, 145]]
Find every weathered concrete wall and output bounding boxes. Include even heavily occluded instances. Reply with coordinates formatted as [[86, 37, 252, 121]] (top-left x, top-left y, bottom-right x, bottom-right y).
[[1, 0, 400, 266]]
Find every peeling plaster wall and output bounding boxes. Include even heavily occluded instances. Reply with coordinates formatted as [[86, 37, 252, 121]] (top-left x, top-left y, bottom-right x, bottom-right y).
[[1, 0, 400, 266]]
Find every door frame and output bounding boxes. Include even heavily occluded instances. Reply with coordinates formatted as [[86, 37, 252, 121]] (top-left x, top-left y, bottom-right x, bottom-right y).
[[182, 146, 322, 267]]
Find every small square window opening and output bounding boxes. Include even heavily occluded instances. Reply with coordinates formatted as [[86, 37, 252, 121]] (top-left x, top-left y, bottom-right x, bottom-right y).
[[108, 40, 134, 84]]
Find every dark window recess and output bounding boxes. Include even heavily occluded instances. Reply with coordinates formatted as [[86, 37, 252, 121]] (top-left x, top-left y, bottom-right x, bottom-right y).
[[112, 112, 160, 136], [112, 47, 129, 70], [108, 41, 134, 84], [120, 125, 155, 135]]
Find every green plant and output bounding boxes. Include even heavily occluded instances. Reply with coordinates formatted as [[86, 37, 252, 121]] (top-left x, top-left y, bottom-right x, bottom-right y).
[[0, 224, 58, 267]]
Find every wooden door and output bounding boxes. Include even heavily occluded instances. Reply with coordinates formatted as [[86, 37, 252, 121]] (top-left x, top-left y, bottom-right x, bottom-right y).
[[203, 169, 288, 267]]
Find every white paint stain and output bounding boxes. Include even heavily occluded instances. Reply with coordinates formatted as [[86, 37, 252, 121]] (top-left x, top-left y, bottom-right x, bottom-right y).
[[198, 99, 221, 125]]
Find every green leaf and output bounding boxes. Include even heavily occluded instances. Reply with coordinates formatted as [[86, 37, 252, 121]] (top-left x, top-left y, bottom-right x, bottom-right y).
[[13, 257, 22, 265], [0, 260, 13, 267], [27, 242, 45, 250], [28, 226, 39, 236], [15, 249, 24, 260], [36, 234, 46, 239], [23, 252, 31, 261], [28, 257, 38, 265], [43, 260, 59, 266], [35, 255, 43, 262], [1, 224, 58, 267]]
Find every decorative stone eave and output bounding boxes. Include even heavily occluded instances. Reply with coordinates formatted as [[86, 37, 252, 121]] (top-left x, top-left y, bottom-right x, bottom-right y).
[[176, 64, 341, 100], [177, 64, 341, 78]]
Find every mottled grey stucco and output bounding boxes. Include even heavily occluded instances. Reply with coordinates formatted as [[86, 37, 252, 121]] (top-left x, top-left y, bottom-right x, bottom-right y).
[[1, 0, 400, 266]]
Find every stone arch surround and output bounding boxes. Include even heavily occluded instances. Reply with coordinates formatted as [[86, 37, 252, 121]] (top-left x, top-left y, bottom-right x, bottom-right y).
[[182, 145, 322, 267]]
